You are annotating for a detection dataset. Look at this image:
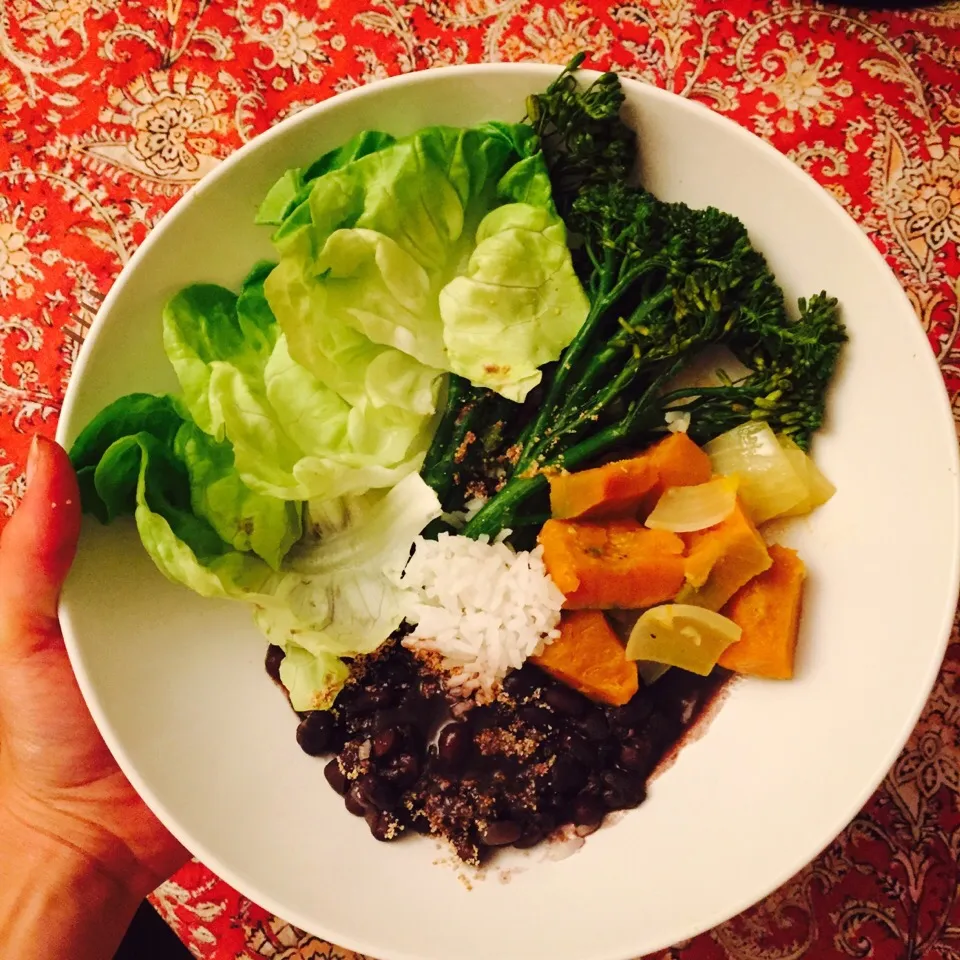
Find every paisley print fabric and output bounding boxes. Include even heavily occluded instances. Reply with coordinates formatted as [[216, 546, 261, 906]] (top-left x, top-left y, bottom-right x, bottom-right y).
[[2, 1, 959, 956]]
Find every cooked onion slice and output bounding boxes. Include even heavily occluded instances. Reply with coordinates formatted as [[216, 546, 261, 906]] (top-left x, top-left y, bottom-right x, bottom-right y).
[[625, 604, 742, 675], [645, 476, 738, 533], [704, 422, 807, 524], [777, 435, 836, 518]]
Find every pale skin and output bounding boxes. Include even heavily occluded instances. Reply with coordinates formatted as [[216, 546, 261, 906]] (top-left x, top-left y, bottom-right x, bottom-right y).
[[0, 436, 188, 958]]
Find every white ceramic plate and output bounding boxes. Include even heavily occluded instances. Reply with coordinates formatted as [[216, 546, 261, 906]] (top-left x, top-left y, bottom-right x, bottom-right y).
[[57, 64, 960, 960]]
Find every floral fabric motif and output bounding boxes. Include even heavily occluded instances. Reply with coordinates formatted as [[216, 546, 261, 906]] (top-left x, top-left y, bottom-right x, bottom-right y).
[[2, 1, 960, 957]]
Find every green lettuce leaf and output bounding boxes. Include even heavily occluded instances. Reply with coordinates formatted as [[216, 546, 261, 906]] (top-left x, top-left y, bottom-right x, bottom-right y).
[[256, 130, 398, 228], [174, 420, 302, 570], [278, 644, 351, 712], [265, 123, 589, 402], [163, 266, 437, 502], [68, 394, 301, 572], [162, 265, 278, 440]]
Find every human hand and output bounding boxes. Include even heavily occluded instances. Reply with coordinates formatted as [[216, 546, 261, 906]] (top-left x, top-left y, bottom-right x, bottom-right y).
[[0, 436, 188, 957]]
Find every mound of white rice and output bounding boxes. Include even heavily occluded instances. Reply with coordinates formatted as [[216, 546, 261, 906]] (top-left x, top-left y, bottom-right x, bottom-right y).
[[401, 532, 565, 703]]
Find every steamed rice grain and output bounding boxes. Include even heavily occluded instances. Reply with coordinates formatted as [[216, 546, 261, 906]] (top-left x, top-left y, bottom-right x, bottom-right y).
[[401, 532, 565, 702]]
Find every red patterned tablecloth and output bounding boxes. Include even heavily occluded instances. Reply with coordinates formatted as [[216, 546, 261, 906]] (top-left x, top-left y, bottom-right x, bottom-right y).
[[2, 1, 960, 957]]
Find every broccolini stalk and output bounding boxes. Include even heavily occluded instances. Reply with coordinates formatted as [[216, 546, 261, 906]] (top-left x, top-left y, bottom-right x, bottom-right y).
[[665, 292, 846, 450], [525, 53, 636, 219], [511, 184, 790, 473]]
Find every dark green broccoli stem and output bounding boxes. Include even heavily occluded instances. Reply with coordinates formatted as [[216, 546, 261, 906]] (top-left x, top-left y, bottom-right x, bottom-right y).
[[515, 256, 662, 470], [561, 287, 675, 414]]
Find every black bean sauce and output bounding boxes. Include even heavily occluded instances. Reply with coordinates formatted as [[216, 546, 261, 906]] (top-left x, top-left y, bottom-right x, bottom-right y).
[[265, 640, 728, 865]]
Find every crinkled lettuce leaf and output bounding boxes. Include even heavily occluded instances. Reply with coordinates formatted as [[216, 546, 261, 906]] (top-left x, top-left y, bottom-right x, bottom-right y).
[[255, 130, 398, 228], [165, 268, 436, 502], [69, 394, 301, 573], [162, 266, 278, 440], [278, 644, 350, 713], [264, 123, 588, 403], [174, 419, 301, 570]]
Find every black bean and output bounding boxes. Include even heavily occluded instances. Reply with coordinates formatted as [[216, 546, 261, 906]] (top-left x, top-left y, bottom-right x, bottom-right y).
[[561, 732, 598, 767], [512, 825, 545, 849], [544, 684, 588, 718], [409, 814, 432, 834], [601, 770, 647, 811], [348, 687, 397, 715], [579, 708, 610, 742], [373, 727, 400, 759], [618, 739, 654, 774], [573, 794, 605, 828], [365, 810, 400, 842], [358, 772, 395, 810], [437, 723, 471, 768], [551, 756, 588, 795], [502, 668, 538, 699], [296, 711, 333, 756], [324, 758, 348, 795], [642, 710, 675, 750], [481, 820, 522, 846], [345, 783, 369, 817], [264, 644, 285, 684], [518, 704, 553, 728], [383, 752, 421, 788], [609, 695, 653, 730]]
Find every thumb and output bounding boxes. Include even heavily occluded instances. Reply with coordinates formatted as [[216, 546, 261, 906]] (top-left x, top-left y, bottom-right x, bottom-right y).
[[0, 436, 81, 657]]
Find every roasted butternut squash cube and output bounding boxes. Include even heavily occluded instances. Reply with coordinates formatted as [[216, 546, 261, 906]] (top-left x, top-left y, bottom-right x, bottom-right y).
[[719, 544, 806, 679], [539, 519, 685, 609], [677, 500, 772, 611], [548, 457, 659, 521], [638, 433, 713, 518], [547, 433, 711, 522], [532, 610, 639, 706]]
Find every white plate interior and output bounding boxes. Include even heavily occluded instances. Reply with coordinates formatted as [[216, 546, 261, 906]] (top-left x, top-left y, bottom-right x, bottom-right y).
[[58, 65, 960, 960]]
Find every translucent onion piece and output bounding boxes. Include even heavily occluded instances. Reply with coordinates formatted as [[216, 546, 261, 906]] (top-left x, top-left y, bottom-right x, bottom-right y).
[[625, 604, 742, 675], [705, 421, 807, 524], [777, 435, 837, 518], [646, 476, 738, 533]]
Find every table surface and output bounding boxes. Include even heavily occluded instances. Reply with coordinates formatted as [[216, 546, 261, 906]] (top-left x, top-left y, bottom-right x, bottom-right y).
[[2, 1, 959, 957]]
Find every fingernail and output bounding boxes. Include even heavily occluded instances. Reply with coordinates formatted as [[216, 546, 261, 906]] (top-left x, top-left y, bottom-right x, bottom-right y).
[[25, 435, 41, 487]]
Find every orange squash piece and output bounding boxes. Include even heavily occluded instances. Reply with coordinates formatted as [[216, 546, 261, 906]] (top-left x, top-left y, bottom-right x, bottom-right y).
[[677, 500, 772, 611], [639, 433, 713, 517], [547, 433, 711, 522], [719, 544, 806, 679], [539, 519, 685, 609], [532, 610, 639, 705], [548, 457, 659, 520]]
